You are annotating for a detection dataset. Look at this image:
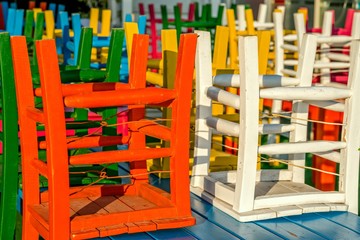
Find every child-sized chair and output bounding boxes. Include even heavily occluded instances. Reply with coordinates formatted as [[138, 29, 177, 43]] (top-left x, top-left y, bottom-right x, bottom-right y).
[[0, 32, 20, 240], [192, 31, 360, 221], [13, 31, 197, 239]]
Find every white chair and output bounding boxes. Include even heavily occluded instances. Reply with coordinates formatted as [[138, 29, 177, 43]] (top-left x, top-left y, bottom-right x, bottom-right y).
[[191, 31, 360, 221]]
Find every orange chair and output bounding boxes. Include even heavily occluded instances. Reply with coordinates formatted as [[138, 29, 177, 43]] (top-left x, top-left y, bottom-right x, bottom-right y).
[[13, 31, 196, 239]]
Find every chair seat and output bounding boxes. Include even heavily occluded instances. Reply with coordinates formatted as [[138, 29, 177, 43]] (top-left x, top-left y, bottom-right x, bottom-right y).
[[191, 173, 348, 222], [31, 183, 195, 239]]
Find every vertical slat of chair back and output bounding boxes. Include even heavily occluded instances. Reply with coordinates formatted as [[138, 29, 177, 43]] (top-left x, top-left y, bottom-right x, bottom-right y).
[[289, 34, 318, 182], [102, 29, 125, 138], [24, 10, 34, 41], [11, 36, 40, 240], [89, 8, 99, 35], [44, 10, 55, 39], [127, 34, 149, 183], [233, 35, 260, 212], [170, 33, 197, 214], [192, 31, 213, 184], [341, 39, 360, 213], [76, 27, 93, 69], [0, 32, 19, 240], [5, 8, 15, 35], [14, 9, 24, 36], [212, 26, 230, 75], [36, 39, 69, 239], [99, 9, 111, 37]]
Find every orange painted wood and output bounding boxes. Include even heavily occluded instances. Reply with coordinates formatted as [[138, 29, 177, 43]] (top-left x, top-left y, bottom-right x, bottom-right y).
[[132, 120, 172, 141], [11, 36, 41, 240], [29, 216, 49, 240], [127, 34, 151, 184], [39, 135, 129, 149], [170, 33, 197, 216], [69, 148, 172, 165], [138, 184, 173, 207], [41, 185, 137, 202], [36, 39, 70, 240], [28, 1, 36, 9], [153, 217, 196, 229], [30, 159, 48, 178], [95, 224, 127, 238], [39, 2, 47, 11], [14, 32, 196, 239], [26, 107, 44, 123], [64, 88, 176, 108], [71, 207, 178, 232], [35, 82, 131, 97]]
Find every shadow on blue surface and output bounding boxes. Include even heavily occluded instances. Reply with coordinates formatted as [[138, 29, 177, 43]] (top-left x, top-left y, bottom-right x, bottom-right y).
[[90, 175, 360, 240]]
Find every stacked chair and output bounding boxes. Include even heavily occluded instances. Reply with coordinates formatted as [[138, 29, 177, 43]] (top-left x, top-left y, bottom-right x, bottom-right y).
[[191, 23, 360, 221], [12, 27, 197, 238]]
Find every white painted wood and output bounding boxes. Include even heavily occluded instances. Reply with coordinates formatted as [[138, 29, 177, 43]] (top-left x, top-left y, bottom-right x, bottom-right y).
[[319, 11, 333, 85], [209, 169, 293, 183], [206, 86, 240, 110], [204, 176, 235, 206], [260, 87, 351, 101], [257, 4, 267, 24], [294, 13, 306, 50], [259, 141, 347, 156], [191, 31, 213, 187], [212, 74, 299, 88], [274, 11, 284, 76], [206, 117, 239, 137], [283, 34, 297, 42], [327, 53, 350, 62], [314, 62, 350, 69], [281, 44, 298, 52], [303, 100, 345, 112], [313, 0, 321, 28], [271, 205, 303, 217], [258, 124, 295, 135], [325, 203, 348, 211], [351, 12, 360, 40], [233, 36, 259, 213], [236, 5, 246, 31], [281, 69, 297, 76], [316, 36, 353, 44], [254, 192, 345, 210], [339, 39, 360, 214], [289, 34, 318, 183], [298, 203, 331, 213]]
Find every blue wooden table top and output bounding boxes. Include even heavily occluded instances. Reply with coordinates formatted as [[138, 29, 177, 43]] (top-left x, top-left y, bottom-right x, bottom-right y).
[[92, 175, 360, 240]]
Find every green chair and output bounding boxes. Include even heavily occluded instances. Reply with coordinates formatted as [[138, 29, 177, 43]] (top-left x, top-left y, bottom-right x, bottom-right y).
[[0, 32, 20, 240], [161, 3, 224, 42]]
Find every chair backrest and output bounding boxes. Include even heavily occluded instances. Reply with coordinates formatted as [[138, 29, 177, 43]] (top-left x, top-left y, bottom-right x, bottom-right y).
[[0, 32, 19, 240]]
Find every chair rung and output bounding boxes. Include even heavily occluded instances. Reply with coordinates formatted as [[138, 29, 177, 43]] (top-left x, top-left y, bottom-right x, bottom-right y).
[[39, 135, 128, 149], [132, 120, 172, 141], [259, 140, 347, 155], [69, 148, 172, 165], [31, 158, 48, 178], [64, 88, 176, 108], [35, 82, 130, 97], [26, 107, 45, 123]]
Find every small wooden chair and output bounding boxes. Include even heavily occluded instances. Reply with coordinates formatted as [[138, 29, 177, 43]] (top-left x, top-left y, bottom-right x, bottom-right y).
[[13, 31, 197, 239], [161, 3, 224, 42], [0, 32, 20, 240], [192, 31, 360, 221]]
